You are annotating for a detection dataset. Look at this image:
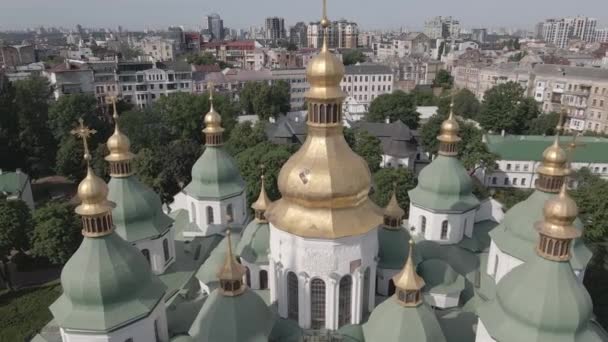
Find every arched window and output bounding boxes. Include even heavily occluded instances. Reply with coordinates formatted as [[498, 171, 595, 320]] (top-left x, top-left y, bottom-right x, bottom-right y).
[[260, 270, 268, 289], [420, 216, 427, 233], [288, 272, 299, 321], [339, 276, 352, 327], [226, 204, 234, 223], [154, 319, 160, 342], [206, 206, 214, 225], [163, 239, 170, 263], [190, 202, 197, 224], [310, 278, 326, 329], [464, 218, 468, 233], [362, 268, 371, 314], [493, 255, 499, 277], [388, 279, 396, 296], [245, 267, 251, 287], [441, 220, 449, 240], [142, 249, 151, 265]]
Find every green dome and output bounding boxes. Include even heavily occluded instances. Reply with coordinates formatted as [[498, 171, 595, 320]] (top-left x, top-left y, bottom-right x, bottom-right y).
[[338, 324, 365, 342], [490, 190, 591, 270], [184, 146, 245, 200], [363, 297, 446, 342], [108, 176, 173, 242], [408, 155, 479, 212], [50, 233, 166, 332], [478, 255, 602, 342], [378, 227, 411, 269], [418, 259, 465, 295], [236, 220, 269, 264], [189, 288, 275, 342]]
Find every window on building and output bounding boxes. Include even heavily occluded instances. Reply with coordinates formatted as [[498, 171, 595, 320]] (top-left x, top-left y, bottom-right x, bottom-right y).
[[506, 163, 511, 170], [504, 178, 509, 185], [491, 177, 497, 185], [154, 319, 160, 342], [288, 272, 299, 320], [142, 249, 150, 265], [603, 167, 607, 173], [362, 268, 371, 314], [190, 203, 197, 224], [441, 221, 449, 240], [420, 216, 427, 233], [523, 164, 529, 171], [226, 204, 234, 223], [311, 278, 326, 329], [513, 178, 518, 185], [515, 164, 520, 171], [206, 206, 214, 225], [260, 270, 268, 289], [338, 276, 352, 327], [163, 239, 170, 263]]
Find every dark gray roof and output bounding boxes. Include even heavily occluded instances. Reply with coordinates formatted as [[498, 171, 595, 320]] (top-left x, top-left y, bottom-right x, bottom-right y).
[[345, 63, 393, 75], [265, 115, 307, 144], [532, 64, 608, 81], [350, 120, 418, 158]]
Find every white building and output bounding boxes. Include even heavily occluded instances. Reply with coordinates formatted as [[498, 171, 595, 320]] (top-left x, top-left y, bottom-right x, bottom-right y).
[[340, 63, 394, 106], [135, 36, 177, 61]]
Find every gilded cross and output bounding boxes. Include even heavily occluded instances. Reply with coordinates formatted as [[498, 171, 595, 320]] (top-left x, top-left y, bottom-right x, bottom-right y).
[[556, 110, 566, 134], [565, 133, 585, 167], [110, 96, 118, 120], [70, 118, 97, 163], [207, 81, 215, 101]]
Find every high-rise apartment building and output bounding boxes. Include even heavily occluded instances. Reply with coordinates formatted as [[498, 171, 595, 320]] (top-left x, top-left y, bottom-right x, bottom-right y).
[[203, 13, 224, 41], [307, 19, 358, 49], [289, 22, 308, 48], [542, 16, 597, 48], [570, 16, 597, 42], [265, 17, 286, 41], [595, 28, 608, 43], [424, 16, 460, 39]]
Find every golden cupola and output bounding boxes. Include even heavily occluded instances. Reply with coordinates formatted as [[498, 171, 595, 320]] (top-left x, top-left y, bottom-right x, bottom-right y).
[[252, 175, 271, 222], [536, 122, 570, 193], [105, 98, 135, 177], [265, 0, 383, 239], [384, 186, 405, 229], [71, 119, 115, 237], [393, 240, 425, 307], [203, 82, 225, 146], [217, 230, 247, 296], [535, 183, 580, 261], [437, 104, 461, 156]]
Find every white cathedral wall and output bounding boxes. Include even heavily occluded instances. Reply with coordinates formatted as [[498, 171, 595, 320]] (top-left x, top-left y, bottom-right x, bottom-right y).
[[376, 268, 399, 296], [241, 259, 270, 290], [182, 192, 247, 237], [268, 224, 378, 330], [408, 204, 476, 244], [475, 320, 497, 342], [134, 227, 176, 275], [60, 301, 169, 342], [475, 198, 504, 223]]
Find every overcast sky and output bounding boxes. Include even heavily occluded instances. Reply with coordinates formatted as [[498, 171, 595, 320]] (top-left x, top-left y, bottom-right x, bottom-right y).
[[1, 0, 607, 31]]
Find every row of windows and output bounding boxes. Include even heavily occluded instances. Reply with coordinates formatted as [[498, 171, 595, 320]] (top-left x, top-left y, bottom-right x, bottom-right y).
[[140, 238, 171, 266], [343, 75, 393, 83], [505, 163, 530, 172], [190, 203, 235, 225], [491, 177, 528, 186], [343, 85, 392, 93], [591, 99, 606, 108], [95, 85, 116, 94], [411, 217, 451, 240]]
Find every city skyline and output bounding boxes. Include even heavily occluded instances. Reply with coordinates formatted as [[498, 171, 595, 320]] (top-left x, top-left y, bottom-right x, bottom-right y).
[[1, 0, 608, 31]]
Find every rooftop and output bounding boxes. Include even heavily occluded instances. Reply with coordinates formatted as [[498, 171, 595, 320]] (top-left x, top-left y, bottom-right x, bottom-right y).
[[345, 63, 393, 75], [532, 64, 608, 81]]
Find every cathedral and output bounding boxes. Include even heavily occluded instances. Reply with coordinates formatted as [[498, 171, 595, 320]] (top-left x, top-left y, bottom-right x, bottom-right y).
[[36, 2, 608, 342]]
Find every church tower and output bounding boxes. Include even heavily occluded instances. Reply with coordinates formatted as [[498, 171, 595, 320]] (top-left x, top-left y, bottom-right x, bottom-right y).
[[106, 99, 176, 275], [265, 0, 383, 330], [50, 120, 168, 342], [172, 85, 247, 237], [408, 107, 480, 244]]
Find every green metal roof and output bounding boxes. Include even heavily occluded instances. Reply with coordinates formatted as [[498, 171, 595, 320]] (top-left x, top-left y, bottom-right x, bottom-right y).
[[418, 259, 466, 296], [0, 171, 29, 196], [269, 318, 304, 342], [184, 146, 245, 200], [195, 234, 241, 290], [490, 190, 591, 270], [338, 324, 365, 342], [108, 176, 173, 242], [478, 254, 602, 342], [363, 297, 447, 342], [485, 135, 608, 163], [377, 226, 411, 270], [50, 233, 167, 332], [236, 220, 270, 264], [188, 288, 275, 342], [409, 155, 480, 212]]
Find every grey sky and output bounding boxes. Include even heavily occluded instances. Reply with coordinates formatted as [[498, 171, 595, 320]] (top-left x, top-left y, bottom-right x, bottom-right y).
[[1, 0, 607, 31]]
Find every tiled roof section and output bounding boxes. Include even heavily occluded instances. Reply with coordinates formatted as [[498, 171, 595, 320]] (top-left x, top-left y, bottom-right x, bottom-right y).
[[50, 62, 90, 73], [161, 60, 192, 72], [345, 63, 393, 75], [532, 64, 608, 81], [485, 134, 608, 163], [193, 64, 221, 73], [351, 120, 418, 158]]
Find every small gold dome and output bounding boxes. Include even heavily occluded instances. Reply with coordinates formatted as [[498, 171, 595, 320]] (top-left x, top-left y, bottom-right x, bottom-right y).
[[75, 167, 115, 216], [203, 104, 225, 134], [437, 112, 461, 143], [385, 190, 405, 219], [105, 127, 133, 162], [252, 175, 271, 212], [393, 240, 425, 291], [306, 51, 345, 96], [536, 184, 580, 239], [537, 136, 570, 177]]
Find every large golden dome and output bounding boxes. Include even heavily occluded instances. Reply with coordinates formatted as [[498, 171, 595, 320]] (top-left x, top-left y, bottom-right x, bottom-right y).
[[536, 184, 580, 239], [76, 167, 115, 216], [437, 111, 461, 144], [203, 104, 224, 134], [537, 136, 569, 177]]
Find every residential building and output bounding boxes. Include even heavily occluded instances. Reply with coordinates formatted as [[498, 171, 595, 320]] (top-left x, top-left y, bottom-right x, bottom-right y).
[[44, 60, 95, 100], [595, 28, 608, 43], [373, 32, 431, 60], [341, 63, 394, 106], [454, 62, 530, 100], [289, 22, 308, 48], [265, 17, 286, 41], [90, 60, 120, 106], [424, 16, 460, 39], [266, 49, 299, 69], [271, 68, 309, 109], [570, 16, 597, 42], [307, 19, 358, 49], [479, 134, 608, 190], [530, 64, 608, 133], [202, 40, 264, 70], [203, 13, 224, 41], [388, 56, 443, 91], [135, 36, 176, 61], [542, 16, 597, 48], [0, 44, 35, 68]]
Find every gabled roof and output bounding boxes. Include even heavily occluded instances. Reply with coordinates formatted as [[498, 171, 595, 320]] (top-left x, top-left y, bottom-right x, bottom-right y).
[[345, 63, 393, 75]]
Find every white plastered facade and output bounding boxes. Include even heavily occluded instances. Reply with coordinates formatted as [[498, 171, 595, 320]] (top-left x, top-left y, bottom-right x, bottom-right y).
[[132, 228, 176, 275], [408, 203, 477, 244]]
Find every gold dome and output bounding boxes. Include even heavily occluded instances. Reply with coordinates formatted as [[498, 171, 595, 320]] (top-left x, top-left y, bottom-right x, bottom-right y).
[[75, 166, 115, 216], [105, 100, 134, 163], [385, 189, 405, 219], [203, 103, 224, 134], [437, 111, 461, 144], [251, 175, 271, 212], [535, 183, 580, 240], [393, 240, 425, 291], [537, 135, 570, 177], [217, 230, 247, 296]]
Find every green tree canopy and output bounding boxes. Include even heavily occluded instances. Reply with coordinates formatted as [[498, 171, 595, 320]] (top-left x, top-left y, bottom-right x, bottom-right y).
[[453, 88, 480, 119], [239, 81, 291, 121], [371, 168, 418, 218], [226, 121, 268, 155], [48, 94, 106, 142], [117, 109, 175, 152], [526, 112, 561, 136], [186, 52, 217, 65], [367, 91, 420, 129], [342, 49, 367, 66], [30, 201, 82, 265], [344, 128, 383, 174], [0, 199, 33, 257], [434, 70, 453, 89], [478, 82, 540, 134], [411, 88, 437, 106], [572, 168, 608, 243]]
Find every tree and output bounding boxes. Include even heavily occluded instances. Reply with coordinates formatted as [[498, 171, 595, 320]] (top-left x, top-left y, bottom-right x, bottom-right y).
[[452, 88, 480, 119], [226, 121, 268, 155], [30, 201, 82, 265], [118, 109, 175, 152], [239, 81, 291, 121], [342, 49, 367, 66], [526, 112, 561, 136], [478, 82, 540, 134], [345, 128, 383, 174], [0, 199, 33, 257], [434, 70, 453, 89], [371, 168, 418, 217], [55, 136, 108, 181], [411, 88, 437, 106], [48, 94, 105, 142], [0, 76, 22, 171], [367, 91, 421, 129], [186, 52, 217, 65], [572, 168, 608, 243], [163, 139, 203, 190], [236, 142, 295, 207]]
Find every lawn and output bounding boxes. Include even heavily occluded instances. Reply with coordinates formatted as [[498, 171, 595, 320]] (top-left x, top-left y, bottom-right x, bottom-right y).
[[0, 282, 62, 341]]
